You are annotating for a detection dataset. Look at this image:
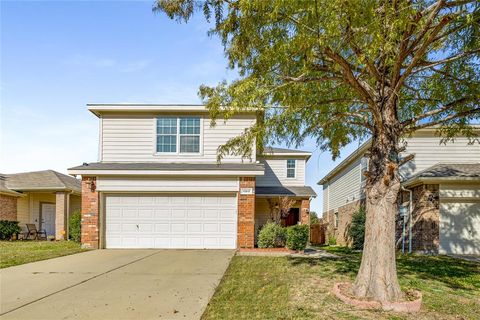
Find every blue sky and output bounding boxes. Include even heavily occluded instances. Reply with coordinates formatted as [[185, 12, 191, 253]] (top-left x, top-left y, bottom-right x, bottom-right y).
[[0, 0, 360, 215]]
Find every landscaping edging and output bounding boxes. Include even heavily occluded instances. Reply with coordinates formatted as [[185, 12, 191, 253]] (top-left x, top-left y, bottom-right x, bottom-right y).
[[332, 282, 422, 313]]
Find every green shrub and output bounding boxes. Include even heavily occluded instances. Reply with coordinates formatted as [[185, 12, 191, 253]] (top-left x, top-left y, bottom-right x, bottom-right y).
[[69, 210, 81, 242], [286, 224, 309, 251], [327, 234, 337, 245], [310, 211, 319, 225], [0, 220, 21, 240], [257, 221, 287, 248], [347, 206, 366, 250]]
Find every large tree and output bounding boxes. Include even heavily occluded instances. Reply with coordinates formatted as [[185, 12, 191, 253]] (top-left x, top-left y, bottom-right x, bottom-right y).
[[154, 0, 480, 302]]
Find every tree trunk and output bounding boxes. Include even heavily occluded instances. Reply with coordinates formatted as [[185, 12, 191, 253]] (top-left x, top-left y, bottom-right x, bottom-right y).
[[352, 103, 403, 302]]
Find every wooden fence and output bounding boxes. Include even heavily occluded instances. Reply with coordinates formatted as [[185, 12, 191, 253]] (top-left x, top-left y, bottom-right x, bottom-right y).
[[310, 223, 326, 245]]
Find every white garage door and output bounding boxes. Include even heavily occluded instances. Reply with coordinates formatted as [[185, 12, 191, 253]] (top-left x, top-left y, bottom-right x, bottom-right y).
[[106, 194, 237, 249], [440, 201, 480, 255]]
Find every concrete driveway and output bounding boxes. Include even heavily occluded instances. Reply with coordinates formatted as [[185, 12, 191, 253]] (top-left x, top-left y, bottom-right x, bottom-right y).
[[0, 249, 234, 319]]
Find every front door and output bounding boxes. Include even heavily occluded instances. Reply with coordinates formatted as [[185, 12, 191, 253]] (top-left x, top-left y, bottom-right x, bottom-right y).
[[41, 203, 56, 237], [282, 208, 300, 227]]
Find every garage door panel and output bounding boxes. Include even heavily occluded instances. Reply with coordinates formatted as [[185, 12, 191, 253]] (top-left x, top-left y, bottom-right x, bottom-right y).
[[106, 194, 237, 249], [154, 209, 170, 218], [138, 209, 154, 218], [440, 201, 480, 255]]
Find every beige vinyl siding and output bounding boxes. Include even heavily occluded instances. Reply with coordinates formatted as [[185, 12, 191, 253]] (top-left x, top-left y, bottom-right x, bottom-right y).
[[324, 158, 362, 212], [16, 193, 56, 231], [256, 158, 305, 187], [16, 195, 30, 228], [321, 133, 480, 214], [96, 177, 239, 192], [400, 135, 480, 179], [101, 113, 256, 163]]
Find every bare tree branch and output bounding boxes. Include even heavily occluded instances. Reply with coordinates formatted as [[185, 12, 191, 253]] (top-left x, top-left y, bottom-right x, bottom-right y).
[[405, 107, 480, 132], [410, 49, 480, 74]]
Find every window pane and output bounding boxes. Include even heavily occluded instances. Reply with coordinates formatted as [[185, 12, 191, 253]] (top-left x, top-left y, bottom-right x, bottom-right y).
[[180, 136, 200, 153], [180, 117, 200, 134], [287, 160, 296, 178], [287, 168, 295, 178], [157, 135, 177, 152], [157, 118, 177, 134], [287, 159, 296, 168]]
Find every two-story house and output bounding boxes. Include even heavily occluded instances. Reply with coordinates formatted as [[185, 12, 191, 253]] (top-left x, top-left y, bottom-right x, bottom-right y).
[[319, 127, 480, 255], [68, 104, 316, 249]]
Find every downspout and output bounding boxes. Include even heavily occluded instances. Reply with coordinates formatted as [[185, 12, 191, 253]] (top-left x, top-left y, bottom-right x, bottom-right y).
[[401, 186, 413, 254]]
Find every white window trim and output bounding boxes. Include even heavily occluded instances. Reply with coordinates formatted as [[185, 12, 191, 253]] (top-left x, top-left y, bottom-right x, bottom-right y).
[[153, 116, 204, 156], [286, 159, 297, 179]]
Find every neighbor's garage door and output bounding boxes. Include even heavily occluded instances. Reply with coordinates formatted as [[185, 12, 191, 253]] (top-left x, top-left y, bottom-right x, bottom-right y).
[[439, 184, 480, 255], [105, 194, 237, 249]]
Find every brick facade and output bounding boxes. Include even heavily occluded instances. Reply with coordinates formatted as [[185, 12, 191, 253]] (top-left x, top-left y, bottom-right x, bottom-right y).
[[324, 199, 364, 246], [300, 199, 310, 225], [0, 194, 17, 221], [323, 184, 440, 252], [397, 184, 439, 253], [237, 177, 255, 248], [81, 177, 99, 249]]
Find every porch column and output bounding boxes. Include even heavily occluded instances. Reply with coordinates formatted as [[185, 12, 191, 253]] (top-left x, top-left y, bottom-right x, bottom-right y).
[[300, 199, 310, 225], [81, 177, 99, 249], [238, 177, 255, 248], [55, 192, 68, 240]]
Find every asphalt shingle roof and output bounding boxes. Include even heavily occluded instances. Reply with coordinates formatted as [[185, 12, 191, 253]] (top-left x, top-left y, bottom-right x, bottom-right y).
[[256, 186, 317, 197], [6, 170, 81, 193], [411, 163, 480, 179], [0, 174, 22, 196]]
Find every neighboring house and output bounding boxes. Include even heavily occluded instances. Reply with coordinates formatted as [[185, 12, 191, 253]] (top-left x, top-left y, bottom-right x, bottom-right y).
[[68, 104, 316, 249], [0, 170, 81, 239], [319, 127, 480, 255]]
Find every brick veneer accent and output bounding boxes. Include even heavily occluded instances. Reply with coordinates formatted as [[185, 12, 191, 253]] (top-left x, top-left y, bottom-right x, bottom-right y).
[[55, 192, 67, 240], [300, 199, 310, 225], [324, 199, 364, 246], [81, 177, 99, 249], [0, 195, 17, 221], [238, 177, 255, 248]]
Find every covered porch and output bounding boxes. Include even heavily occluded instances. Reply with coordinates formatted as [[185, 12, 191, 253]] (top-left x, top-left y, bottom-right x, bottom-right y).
[[254, 186, 316, 246]]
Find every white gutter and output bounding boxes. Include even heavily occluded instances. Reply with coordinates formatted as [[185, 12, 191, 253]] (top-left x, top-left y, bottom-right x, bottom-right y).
[[401, 186, 413, 254]]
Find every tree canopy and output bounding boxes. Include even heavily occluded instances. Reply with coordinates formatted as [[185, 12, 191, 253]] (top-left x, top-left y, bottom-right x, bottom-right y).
[[154, 0, 479, 161]]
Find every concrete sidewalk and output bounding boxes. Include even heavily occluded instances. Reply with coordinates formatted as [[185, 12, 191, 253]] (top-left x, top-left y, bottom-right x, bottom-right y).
[[0, 249, 233, 319]]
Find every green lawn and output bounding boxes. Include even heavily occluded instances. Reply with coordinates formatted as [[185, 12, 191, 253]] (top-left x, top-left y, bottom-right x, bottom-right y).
[[0, 241, 87, 268], [202, 246, 480, 320]]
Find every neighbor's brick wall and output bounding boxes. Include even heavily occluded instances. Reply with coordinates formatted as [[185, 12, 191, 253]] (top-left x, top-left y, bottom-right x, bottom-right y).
[[300, 199, 310, 225], [0, 194, 17, 221], [397, 184, 439, 253], [81, 177, 99, 249], [324, 199, 364, 246], [238, 177, 255, 248]]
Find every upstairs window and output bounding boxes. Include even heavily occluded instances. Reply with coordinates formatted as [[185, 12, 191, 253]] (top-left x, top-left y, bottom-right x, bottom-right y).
[[286, 159, 296, 178], [180, 117, 200, 153], [156, 117, 201, 153], [156, 117, 177, 153]]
